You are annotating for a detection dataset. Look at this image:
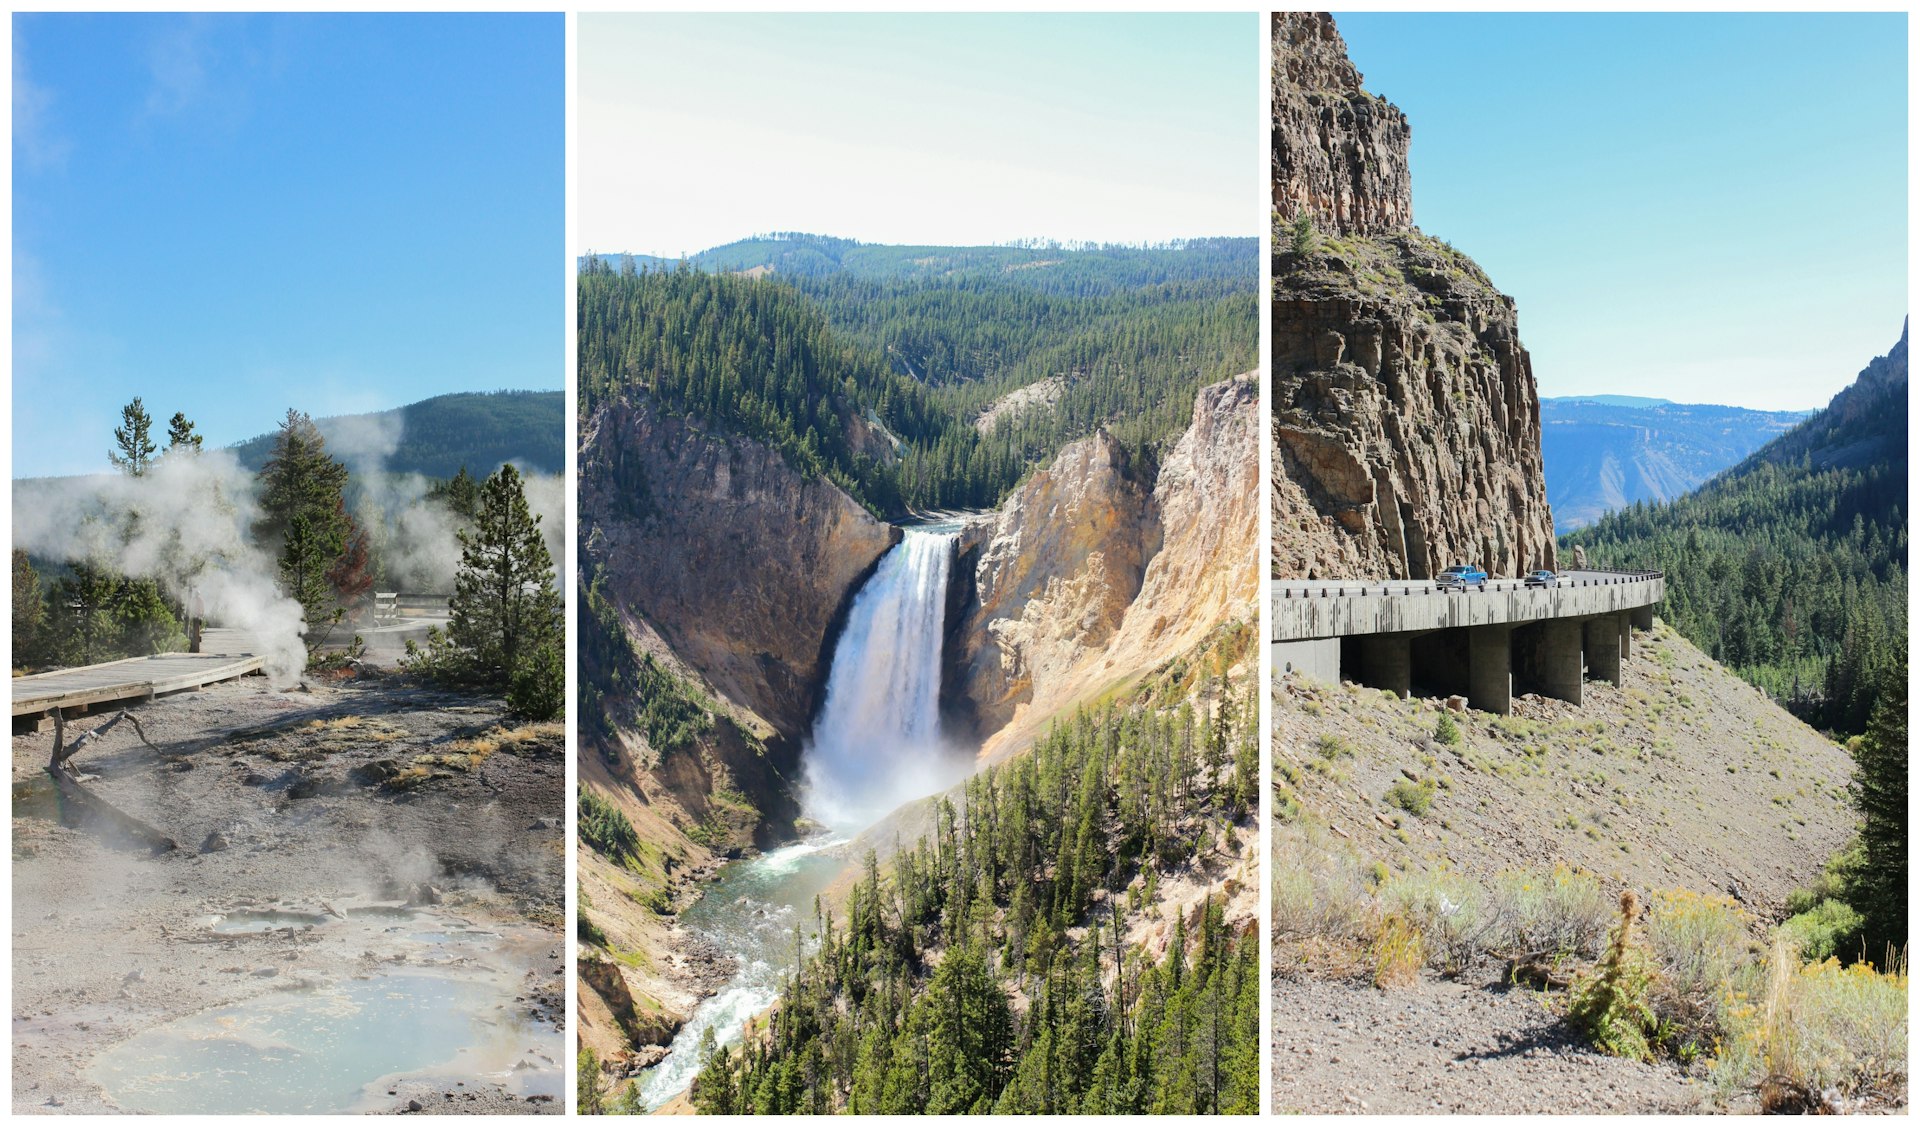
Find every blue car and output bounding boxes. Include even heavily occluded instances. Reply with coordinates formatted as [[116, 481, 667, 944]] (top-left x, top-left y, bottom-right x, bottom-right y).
[[1436, 564, 1488, 590]]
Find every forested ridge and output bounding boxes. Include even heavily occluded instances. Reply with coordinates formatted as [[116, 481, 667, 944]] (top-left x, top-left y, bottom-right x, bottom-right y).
[[576, 237, 1255, 516], [229, 390, 563, 479], [678, 625, 1260, 1115], [583, 233, 1256, 296], [1564, 327, 1908, 735]]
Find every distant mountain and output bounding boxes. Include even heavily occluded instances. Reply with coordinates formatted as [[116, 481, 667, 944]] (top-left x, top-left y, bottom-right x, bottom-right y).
[[1564, 322, 1908, 734], [579, 232, 1258, 297], [1542, 397, 1811, 531], [229, 390, 563, 479]]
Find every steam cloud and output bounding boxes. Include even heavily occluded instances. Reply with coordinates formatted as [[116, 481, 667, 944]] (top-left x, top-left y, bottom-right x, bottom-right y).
[[13, 414, 564, 687]]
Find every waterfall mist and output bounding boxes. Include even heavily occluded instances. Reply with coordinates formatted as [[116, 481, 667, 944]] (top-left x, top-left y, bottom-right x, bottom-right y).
[[801, 528, 967, 830]]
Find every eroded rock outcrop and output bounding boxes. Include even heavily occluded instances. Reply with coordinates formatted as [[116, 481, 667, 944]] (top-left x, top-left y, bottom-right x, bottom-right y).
[[1272, 13, 1556, 580], [579, 392, 898, 741], [1272, 12, 1412, 238], [949, 431, 1157, 737], [952, 375, 1260, 759]]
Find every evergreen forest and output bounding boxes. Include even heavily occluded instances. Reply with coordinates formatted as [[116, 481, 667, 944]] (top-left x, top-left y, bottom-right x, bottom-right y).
[[669, 626, 1262, 1115], [576, 236, 1256, 516], [1563, 330, 1907, 736]]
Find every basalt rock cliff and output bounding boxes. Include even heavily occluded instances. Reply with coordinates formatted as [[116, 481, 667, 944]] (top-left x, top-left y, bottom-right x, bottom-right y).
[[1271, 12, 1556, 581]]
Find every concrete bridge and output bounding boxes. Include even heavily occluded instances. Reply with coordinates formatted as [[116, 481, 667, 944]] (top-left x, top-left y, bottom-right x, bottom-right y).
[[1271, 570, 1664, 714]]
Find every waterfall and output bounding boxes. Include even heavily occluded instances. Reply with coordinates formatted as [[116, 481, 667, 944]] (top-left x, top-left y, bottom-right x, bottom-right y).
[[801, 528, 962, 829]]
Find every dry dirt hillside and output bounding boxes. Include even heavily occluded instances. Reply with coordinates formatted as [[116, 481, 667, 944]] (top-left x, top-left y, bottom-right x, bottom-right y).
[[1274, 621, 1855, 908], [1270, 621, 1865, 1114]]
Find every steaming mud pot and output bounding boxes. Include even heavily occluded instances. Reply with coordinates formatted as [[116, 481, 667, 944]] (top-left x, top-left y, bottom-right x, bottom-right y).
[[635, 526, 971, 1110], [11, 671, 564, 1115]]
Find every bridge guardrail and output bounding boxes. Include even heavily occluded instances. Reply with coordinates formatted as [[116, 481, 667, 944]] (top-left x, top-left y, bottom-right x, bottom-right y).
[[1274, 569, 1663, 600]]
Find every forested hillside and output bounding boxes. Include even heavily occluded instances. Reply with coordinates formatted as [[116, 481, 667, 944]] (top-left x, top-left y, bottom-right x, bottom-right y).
[[583, 233, 1255, 296], [229, 390, 563, 478], [1564, 325, 1908, 734], [576, 238, 1255, 515], [683, 626, 1260, 1115]]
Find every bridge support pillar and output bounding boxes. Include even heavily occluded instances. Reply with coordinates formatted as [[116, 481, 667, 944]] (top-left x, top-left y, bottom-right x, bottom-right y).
[[1584, 616, 1622, 686], [1519, 619, 1583, 705], [1274, 638, 1341, 685], [1631, 605, 1654, 631], [1617, 612, 1632, 662], [1353, 635, 1410, 698], [1468, 626, 1512, 715]]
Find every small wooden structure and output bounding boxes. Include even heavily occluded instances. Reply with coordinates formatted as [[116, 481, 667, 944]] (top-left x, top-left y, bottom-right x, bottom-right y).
[[12, 638, 263, 734]]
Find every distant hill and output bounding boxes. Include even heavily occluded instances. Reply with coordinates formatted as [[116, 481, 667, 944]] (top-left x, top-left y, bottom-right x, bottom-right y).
[[229, 390, 563, 479], [1542, 397, 1811, 530], [579, 232, 1258, 297], [1564, 322, 1908, 734]]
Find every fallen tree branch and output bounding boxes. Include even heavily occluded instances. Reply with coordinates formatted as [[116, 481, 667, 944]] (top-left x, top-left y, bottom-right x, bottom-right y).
[[45, 708, 178, 855], [49, 708, 163, 770]]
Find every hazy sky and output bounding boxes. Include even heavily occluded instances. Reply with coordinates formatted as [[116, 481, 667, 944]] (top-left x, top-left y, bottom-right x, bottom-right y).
[[1336, 11, 1907, 411], [12, 13, 563, 478], [578, 13, 1261, 257]]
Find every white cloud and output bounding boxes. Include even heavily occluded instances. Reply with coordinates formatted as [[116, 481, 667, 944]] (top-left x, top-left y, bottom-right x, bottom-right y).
[[12, 34, 72, 172], [141, 16, 217, 121]]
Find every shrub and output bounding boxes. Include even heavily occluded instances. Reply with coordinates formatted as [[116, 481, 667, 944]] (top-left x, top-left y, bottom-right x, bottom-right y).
[[1714, 937, 1910, 1109], [1488, 865, 1612, 961], [1381, 869, 1489, 973], [1568, 891, 1662, 1062], [1782, 899, 1865, 964], [1644, 889, 1752, 1050], [1314, 733, 1351, 759], [1434, 712, 1462, 746], [508, 637, 565, 720], [1371, 913, 1424, 988], [1384, 778, 1436, 817], [1271, 828, 1374, 945]]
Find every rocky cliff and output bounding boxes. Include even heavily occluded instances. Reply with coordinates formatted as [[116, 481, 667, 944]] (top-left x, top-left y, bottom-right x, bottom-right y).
[[579, 393, 899, 741], [576, 390, 900, 1074], [949, 431, 1157, 738], [1271, 12, 1412, 238], [1271, 12, 1556, 581], [952, 375, 1260, 760]]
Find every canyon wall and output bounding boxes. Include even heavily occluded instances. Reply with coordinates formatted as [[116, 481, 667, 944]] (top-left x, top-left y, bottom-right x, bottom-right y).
[[578, 393, 898, 742], [951, 374, 1261, 761], [1271, 12, 1556, 580]]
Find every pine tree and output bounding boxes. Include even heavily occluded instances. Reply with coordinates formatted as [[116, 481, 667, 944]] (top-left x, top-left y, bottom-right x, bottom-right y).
[[108, 396, 157, 476], [576, 1046, 605, 1115], [256, 409, 354, 640], [12, 550, 44, 669], [437, 464, 562, 703], [165, 411, 202, 453], [1845, 662, 1908, 962]]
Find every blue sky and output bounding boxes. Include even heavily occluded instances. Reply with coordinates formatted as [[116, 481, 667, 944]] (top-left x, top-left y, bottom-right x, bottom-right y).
[[1335, 11, 1907, 411], [579, 13, 1261, 257], [12, 13, 563, 478]]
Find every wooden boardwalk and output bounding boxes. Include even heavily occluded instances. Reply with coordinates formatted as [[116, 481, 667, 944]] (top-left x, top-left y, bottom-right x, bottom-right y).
[[12, 631, 265, 722]]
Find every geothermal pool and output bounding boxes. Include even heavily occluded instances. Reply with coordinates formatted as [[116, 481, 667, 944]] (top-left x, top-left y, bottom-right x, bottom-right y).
[[84, 907, 561, 1114]]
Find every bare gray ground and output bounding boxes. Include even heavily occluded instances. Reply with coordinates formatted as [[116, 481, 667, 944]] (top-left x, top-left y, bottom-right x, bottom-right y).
[[11, 671, 563, 1115], [1271, 969, 1706, 1114]]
